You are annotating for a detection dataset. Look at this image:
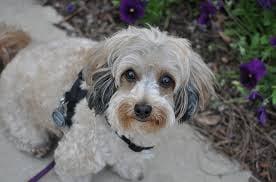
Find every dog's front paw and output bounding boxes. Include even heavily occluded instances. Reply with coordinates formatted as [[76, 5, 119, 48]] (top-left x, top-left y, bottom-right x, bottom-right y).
[[113, 164, 144, 181], [31, 143, 52, 158], [133, 171, 144, 181], [122, 169, 144, 181]]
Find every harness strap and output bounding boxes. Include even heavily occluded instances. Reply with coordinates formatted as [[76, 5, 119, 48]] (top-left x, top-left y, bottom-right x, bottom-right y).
[[63, 71, 87, 127], [52, 71, 87, 127]]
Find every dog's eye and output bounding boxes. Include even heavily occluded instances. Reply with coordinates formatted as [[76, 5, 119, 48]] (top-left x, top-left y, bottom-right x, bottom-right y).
[[159, 74, 174, 88], [124, 69, 136, 82]]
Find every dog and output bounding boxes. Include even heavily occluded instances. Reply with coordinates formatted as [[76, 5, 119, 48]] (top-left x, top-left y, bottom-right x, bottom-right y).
[[0, 26, 215, 181]]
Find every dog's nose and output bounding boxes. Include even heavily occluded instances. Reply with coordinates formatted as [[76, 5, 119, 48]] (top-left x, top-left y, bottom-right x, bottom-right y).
[[134, 103, 152, 121]]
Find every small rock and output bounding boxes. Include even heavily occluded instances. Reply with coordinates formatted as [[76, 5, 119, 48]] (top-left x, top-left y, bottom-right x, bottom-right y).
[[221, 57, 228, 63]]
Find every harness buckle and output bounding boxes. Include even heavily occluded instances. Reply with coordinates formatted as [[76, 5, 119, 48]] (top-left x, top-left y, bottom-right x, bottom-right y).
[[52, 97, 68, 127]]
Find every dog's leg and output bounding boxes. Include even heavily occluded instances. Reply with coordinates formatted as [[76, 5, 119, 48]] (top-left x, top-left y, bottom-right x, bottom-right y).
[[55, 172, 94, 182], [111, 156, 145, 181], [4, 116, 51, 157], [54, 121, 106, 181]]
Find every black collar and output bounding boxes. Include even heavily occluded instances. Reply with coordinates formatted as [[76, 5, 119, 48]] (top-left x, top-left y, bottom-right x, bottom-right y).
[[120, 135, 154, 152], [105, 117, 154, 152], [52, 71, 154, 152]]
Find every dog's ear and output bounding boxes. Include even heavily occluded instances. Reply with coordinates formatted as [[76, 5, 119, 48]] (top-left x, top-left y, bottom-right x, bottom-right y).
[[173, 39, 215, 123], [174, 83, 199, 123], [82, 42, 116, 114], [82, 42, 110, 86]]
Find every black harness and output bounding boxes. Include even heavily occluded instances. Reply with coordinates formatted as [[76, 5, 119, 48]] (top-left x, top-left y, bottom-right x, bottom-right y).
[[52, 71, 87, 127], [52, 71, 154, 152]]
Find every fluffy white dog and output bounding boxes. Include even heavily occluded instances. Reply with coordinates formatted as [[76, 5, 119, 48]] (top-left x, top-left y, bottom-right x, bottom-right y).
[[0, 26, 215, 181]]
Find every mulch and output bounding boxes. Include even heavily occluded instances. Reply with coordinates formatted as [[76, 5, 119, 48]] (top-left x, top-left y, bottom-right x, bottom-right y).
[[193, 92, 276, 182], [36, 0, 276, 181]]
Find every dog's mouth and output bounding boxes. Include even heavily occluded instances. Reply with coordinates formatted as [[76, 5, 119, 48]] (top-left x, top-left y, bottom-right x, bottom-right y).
[[133, 115, 147, 122], [119, 114, 167, 134]]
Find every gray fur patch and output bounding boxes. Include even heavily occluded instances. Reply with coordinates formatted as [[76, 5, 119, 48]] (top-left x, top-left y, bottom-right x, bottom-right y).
[[174, 83, 199, 123], [87, 67, 116, 114]]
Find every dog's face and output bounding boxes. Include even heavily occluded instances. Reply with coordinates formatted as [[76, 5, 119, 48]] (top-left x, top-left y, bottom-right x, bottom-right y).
[[83, 27, 214, 144], [108, 48, 178, 134]]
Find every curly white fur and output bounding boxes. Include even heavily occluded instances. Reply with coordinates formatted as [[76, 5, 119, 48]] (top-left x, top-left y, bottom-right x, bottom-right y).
[[0, 27, 215, 181]]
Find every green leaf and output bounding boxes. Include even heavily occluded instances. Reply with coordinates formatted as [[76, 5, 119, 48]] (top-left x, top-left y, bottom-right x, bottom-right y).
[[232, 8, 244, 16], [272, 89, 276, 105], [251, 33, 260, 49], [263, 11, 272, 26], [268, 66, 276, 73], [260, 35, 268, 45], [261, 49, 272, 60], [112, 0, 120, 7], [239, 45, 246, 56], [232, 80, 247, 95]]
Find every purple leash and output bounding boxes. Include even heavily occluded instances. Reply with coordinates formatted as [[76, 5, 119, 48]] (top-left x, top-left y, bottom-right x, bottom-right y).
[[28, 160, 56, 182]]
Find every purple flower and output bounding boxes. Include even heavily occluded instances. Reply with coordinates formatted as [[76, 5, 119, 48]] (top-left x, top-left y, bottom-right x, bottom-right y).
[[198, 14, 209, 25], [269, 36, 276, 47], [257, 106, 267, 125], [197, 0, 217, 25], [66, 2, 76, 13], [248, 91, 264, 102], [239, 59, 267, 89], [119, 0, 145, 24], [257, 0, 276, 9], [248, 91, 263, 102]]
